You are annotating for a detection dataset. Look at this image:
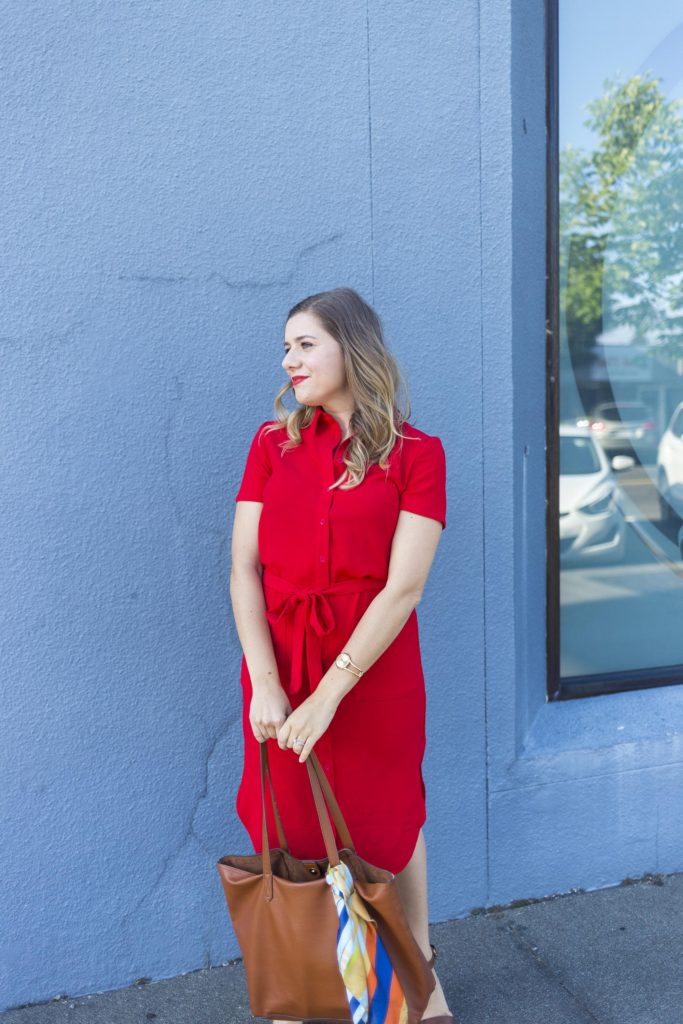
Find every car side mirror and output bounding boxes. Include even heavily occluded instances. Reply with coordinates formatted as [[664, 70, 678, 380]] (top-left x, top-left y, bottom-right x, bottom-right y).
[[611, 455, 635, 472]]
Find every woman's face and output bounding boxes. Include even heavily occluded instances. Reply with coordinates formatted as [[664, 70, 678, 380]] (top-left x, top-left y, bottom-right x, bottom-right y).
[[282, 311, 351, 408]]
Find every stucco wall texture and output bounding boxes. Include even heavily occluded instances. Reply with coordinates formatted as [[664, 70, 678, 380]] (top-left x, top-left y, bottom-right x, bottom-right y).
[[3, 0, 683, 1012]]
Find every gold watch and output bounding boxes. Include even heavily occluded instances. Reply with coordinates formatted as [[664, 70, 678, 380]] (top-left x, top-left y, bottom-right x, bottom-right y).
[[335, 651, 365, 679]]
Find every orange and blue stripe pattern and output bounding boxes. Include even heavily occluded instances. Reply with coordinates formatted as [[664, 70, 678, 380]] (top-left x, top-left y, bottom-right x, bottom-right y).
[[325, 861, 408, 1024]]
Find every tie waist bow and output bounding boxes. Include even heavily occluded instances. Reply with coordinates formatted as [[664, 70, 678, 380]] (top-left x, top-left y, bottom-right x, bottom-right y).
[[262, 569, 384, 696]]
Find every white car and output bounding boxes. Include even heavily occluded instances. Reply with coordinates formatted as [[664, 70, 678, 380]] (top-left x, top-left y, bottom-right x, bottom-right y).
[[579, 401, 659, 462], [559, 425, 634, 566], [656, 400, 683, 528]]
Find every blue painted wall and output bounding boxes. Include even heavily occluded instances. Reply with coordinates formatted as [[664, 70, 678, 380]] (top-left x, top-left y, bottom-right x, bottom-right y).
[[3, 0, 682, 1012]]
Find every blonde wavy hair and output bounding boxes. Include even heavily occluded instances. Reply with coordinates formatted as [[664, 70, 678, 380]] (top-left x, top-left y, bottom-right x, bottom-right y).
[[261, 287, 412, 490]]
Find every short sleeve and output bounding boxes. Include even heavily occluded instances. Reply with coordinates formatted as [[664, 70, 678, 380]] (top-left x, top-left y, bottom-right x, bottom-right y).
[[235, 421, 273, 503], [398, 436, 447, 529]]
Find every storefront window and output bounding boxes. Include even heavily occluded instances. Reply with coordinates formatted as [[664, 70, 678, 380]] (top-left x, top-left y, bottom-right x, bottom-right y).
[[549, 1, 683, 696]]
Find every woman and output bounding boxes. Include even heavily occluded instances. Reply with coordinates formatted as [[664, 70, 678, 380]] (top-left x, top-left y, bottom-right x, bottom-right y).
[[230, 287, 454, 1024]]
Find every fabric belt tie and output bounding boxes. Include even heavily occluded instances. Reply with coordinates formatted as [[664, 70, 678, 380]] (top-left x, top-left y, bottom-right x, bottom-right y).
[[262, 569, 385, 696]]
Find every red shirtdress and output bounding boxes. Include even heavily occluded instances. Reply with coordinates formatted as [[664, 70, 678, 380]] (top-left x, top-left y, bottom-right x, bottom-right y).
[[234, 404, 447, 875]]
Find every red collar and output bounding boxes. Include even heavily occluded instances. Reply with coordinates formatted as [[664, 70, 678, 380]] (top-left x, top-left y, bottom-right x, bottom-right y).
[[310, 405, 352, 445]]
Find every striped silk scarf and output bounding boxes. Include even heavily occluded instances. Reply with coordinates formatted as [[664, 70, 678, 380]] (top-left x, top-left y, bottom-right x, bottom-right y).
[[324, 860, 409, 1024]]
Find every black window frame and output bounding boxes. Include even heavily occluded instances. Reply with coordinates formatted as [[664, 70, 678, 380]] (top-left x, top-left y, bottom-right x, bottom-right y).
[[545, 0, 683, 700]]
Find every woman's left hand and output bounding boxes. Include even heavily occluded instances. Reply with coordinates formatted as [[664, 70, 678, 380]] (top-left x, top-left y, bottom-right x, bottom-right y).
[[276, 690, 339, 763]]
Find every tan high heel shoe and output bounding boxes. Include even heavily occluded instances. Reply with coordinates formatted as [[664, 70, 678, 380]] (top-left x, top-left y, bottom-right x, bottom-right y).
[[421, 942, 455, 1023]]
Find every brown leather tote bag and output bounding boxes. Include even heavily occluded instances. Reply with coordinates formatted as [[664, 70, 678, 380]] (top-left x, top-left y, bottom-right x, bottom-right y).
[[217, 740, 436, 1023]]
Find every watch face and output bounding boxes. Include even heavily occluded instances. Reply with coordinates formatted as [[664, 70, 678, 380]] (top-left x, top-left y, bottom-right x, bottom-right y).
[[336, 653, 350, 668]]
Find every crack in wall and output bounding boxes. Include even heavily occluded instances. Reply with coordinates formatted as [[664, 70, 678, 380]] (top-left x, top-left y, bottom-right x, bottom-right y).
[[118, 232, 342, 289], [119, 713, 238, 930]]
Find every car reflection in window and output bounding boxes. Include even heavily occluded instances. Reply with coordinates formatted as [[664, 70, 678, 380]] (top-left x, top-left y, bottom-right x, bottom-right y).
[[559, 426, 634, 566]]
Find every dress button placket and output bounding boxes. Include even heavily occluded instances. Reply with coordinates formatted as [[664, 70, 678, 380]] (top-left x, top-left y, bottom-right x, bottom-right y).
[[318, 497, 331, 581], [315, 426, 342, 789], [317, 437, 337, 586]]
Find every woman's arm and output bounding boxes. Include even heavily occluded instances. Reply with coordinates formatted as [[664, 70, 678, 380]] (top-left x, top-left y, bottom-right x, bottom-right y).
[[230, 501, 296, 743], [277, 509, 444, 761]]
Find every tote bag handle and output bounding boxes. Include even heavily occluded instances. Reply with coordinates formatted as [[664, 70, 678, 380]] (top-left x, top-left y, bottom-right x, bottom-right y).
[[259, 741, 357, 886]]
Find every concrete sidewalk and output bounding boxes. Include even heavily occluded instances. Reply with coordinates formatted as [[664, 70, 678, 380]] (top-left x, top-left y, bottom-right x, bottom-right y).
[[3, 870, 682, 1024]]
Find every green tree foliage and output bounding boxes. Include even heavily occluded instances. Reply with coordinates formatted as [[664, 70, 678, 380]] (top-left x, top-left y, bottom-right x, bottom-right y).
[[560, 73, 683, 363]]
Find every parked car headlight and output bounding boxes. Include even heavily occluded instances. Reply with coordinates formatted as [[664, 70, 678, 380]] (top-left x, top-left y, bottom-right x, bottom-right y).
[[578, 490, 616, 515]]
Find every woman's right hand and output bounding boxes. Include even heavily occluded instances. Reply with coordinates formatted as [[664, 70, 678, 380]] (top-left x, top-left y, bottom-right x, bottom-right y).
[[249, 681, 292, 743]]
